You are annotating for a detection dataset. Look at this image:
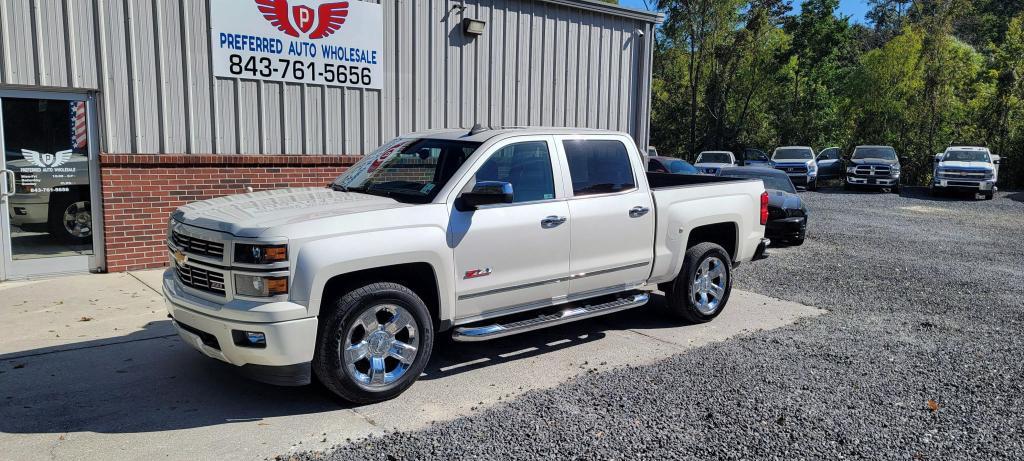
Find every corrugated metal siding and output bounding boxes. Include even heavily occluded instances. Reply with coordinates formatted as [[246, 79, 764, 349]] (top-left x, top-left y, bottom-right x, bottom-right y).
[[0, 0, 656, 155]]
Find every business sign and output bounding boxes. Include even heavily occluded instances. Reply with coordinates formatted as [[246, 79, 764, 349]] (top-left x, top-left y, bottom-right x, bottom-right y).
[[210, 0, 384, 90]]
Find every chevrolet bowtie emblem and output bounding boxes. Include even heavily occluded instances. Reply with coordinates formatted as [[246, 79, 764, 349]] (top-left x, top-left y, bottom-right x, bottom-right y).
[[174, 250, 188, 265]]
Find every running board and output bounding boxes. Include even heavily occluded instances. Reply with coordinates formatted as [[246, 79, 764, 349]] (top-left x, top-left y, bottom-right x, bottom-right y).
[[451, 292, 650, 342]]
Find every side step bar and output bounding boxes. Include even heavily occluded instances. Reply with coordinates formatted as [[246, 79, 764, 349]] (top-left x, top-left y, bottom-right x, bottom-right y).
[[452, 292, 650, 342]]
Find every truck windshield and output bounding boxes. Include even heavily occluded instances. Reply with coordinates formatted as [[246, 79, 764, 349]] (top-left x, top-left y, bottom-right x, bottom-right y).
[[944, 150, 990, 163], [773, 148, 813, 161], [331, 138, 482, 203], [852, 147, 897, 161], [697, 152, 732, 164]]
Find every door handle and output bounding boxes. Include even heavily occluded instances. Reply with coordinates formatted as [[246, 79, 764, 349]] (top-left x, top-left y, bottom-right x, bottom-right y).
[[629, 206, 650, 218], [541, 216, 567, 228], [1, 169, 15, 197]]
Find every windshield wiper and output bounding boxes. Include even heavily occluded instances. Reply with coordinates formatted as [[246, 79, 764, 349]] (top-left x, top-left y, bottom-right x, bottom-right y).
[[330, 184, 367, 193]]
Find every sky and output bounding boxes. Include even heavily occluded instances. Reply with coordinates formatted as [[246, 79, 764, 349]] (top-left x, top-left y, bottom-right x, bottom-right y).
[[618, 0, 872, 23]]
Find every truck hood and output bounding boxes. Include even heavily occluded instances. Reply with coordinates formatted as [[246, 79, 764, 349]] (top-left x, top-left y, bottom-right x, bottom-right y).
[[850, 158, 898, 166], [939, 161, 993, 170], [172, 187, 409, 238]]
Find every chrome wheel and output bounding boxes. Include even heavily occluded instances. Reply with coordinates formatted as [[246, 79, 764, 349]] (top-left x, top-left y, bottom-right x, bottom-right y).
[[691, 256, 727, 315], [62, 201, 92, 238], [343, 304, 419, 389]]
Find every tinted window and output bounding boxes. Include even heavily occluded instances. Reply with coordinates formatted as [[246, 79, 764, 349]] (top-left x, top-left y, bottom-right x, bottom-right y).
[[563, 140, 637, 196], [648, 158, 667, 173], [665, 159, 699, 174], [818, 148, 840, 160], [333, 138, 481, 203], [744, 150, 768, 162], [773, 148, 814, 161], [852, 147, 897, 161], [697, 152, 733, 164], [944, 150, 990, 163], [474, 141, 555, 203], [720, 169, 796, 193]]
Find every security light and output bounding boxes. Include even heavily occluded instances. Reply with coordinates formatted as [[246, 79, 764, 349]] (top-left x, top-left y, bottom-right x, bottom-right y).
[[463, 18, 486, 36]]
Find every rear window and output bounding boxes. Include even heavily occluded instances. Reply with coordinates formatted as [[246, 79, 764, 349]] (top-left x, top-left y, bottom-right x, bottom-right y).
[[563, 140, 637, 197]]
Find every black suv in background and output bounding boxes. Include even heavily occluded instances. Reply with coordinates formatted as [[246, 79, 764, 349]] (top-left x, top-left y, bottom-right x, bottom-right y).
[[845, 145, 901, 193]]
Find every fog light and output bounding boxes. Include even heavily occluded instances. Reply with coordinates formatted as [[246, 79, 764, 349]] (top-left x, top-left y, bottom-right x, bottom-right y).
[[232, 330, 266, 348], [234, 274, 288, 297]]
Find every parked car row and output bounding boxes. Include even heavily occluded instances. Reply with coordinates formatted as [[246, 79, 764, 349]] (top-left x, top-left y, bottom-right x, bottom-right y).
[[651, 143, 1000, 200]]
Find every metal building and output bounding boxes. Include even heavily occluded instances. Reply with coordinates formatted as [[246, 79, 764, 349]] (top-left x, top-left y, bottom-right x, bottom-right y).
[[0, 0, 661, 280]]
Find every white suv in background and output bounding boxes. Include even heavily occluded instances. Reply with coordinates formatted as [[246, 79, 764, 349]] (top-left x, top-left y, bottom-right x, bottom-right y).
[[932, 146, 1000, 200]]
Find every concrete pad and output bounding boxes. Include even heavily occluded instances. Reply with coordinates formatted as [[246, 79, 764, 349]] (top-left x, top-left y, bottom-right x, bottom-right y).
[[128, 269, 166, 295], [0, 281, 822, 461], [0, 271, 173, 358]]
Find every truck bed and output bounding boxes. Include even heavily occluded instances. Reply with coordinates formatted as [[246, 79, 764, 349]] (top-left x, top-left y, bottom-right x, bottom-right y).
[[646, 172, 745, 189], [645, 172, 766, 286]]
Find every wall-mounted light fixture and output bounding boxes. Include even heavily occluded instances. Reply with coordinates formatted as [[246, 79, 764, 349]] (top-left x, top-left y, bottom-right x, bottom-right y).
[[462, 18, 486, 36]]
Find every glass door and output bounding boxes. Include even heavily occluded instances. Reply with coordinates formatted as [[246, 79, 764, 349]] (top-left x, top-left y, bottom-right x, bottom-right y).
[[0, 91, 102, 280]]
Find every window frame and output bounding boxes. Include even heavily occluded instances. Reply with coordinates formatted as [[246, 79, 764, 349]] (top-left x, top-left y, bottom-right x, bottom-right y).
[[448, 135, 566, 209], [554, 135, 643, 200]]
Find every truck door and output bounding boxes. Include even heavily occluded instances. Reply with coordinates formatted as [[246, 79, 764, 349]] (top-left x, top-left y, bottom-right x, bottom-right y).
[[816, 147, 842, 179], [449, 136, 571, 321], [555, 136, 655, 299]]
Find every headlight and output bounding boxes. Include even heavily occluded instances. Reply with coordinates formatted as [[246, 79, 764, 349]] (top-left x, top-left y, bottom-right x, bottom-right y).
[[846, 166, 857, 173], [234, 274, 288, 297], [235, 243, 288, 264]]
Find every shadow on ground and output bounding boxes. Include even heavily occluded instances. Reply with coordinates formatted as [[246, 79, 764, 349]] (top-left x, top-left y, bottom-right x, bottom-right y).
[[0, 295, 686, 435]]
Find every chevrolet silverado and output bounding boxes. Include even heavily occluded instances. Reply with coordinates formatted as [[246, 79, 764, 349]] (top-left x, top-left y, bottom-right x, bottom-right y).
[[163, 127, 770, 403]]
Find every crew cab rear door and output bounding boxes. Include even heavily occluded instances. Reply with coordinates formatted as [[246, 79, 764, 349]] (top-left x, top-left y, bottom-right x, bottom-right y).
[[554, 136, 655, 299], [448, 136, 571, 321]]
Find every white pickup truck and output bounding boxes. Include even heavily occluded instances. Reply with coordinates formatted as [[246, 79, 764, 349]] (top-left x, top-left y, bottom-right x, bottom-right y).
[[163, 128, 769, 403], [931, 146, 1000, 200]]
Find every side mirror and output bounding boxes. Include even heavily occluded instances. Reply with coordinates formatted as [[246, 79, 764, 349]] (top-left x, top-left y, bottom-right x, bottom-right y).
[[994, 159, 1001, 165], [458, 181, 514, 210]]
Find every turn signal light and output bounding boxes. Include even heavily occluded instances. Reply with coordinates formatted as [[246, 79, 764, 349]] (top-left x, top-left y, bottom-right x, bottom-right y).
[[235, 243, 288, 264], [760, 191, 769, 226]]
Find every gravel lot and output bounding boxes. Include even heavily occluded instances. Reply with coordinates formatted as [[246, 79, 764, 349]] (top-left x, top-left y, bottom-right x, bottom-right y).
[[295, 188, 1024, 460]]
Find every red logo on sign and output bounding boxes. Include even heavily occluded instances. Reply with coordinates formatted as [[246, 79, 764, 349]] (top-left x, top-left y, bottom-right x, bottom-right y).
[[256, 0, 349, 39]]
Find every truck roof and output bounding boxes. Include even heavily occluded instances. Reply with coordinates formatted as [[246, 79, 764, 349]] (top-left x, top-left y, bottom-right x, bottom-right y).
[[945, 145, 990, 152], [403, 127, 628, 144]]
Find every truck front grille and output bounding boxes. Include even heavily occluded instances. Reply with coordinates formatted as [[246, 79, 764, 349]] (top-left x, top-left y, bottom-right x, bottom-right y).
[[941, 170, 990, 180], [778, 166, 808, 174], [175, 262, 227, 296], [171, 230, 225, 259], [854, 165, 892, 176]]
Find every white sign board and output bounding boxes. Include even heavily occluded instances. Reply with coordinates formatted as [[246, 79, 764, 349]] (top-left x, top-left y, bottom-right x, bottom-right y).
[[210, 0, 384, 90]]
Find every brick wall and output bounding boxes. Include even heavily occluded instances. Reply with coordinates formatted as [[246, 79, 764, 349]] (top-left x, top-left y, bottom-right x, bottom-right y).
[[100, 154, 360, 272]]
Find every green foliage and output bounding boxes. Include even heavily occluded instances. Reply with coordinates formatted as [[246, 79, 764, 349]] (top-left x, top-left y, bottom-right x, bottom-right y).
[[651, 0, 1024, 187]]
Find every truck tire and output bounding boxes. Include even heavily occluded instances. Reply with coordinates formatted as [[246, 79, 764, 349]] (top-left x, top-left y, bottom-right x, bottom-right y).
[[808, 179, 818, 191], [664, 242, 733, 324], [983, 191, 994, 200], [313, 282, 434, 404], [48, 193, 92, 244]]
